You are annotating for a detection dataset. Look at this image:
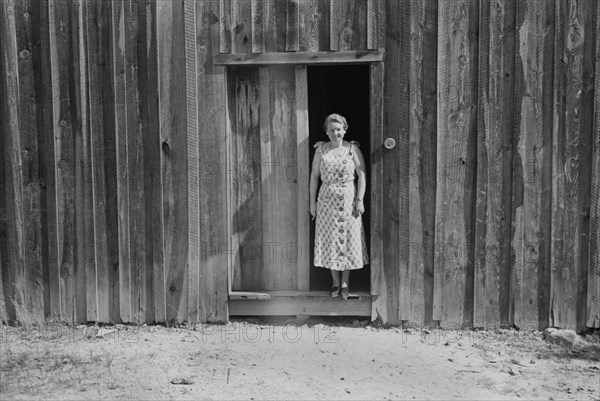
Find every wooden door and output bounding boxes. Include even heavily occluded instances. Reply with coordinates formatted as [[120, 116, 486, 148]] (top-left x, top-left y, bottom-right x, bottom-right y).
[[227, 65, 310, 292]]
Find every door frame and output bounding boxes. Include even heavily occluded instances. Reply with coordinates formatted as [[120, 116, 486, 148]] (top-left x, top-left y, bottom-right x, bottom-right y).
[[219, 53, 385, 318]]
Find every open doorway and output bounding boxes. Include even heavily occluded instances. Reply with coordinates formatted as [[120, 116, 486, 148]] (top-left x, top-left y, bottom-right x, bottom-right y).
[[308, 64, 371, 292]]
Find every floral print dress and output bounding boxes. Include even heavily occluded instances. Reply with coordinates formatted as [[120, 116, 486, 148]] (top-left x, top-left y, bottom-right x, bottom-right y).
[[314, 141, 369, 271]]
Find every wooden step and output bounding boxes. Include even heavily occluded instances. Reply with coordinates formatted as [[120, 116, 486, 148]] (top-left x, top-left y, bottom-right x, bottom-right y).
[[228, 291, 372, 316]]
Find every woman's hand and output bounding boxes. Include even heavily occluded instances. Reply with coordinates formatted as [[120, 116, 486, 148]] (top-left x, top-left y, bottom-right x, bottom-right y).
[[354, 199, 364, 217], [310, 202, 317, 219]]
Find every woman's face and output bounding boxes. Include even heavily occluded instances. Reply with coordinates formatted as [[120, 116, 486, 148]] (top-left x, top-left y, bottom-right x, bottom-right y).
[[326, 121, 346, 144]]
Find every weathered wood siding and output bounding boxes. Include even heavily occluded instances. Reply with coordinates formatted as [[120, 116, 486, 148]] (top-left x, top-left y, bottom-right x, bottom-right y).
[[0, 0, 598, 330]]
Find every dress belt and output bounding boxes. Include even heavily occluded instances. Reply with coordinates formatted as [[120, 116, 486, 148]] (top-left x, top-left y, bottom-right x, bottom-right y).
[[322, 180, 354, 187]]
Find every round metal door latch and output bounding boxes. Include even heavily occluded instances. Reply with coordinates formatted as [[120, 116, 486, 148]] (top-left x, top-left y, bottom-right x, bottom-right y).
[[384, 138, 396, 149]]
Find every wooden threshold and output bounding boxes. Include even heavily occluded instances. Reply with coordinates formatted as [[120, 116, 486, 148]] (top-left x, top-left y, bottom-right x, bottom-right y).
[[228, 291, 371, 316], [214, 51, 384, 66]]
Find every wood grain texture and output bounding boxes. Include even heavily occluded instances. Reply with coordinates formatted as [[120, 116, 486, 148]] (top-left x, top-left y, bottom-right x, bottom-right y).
[[366, 0, 380, 50], [111, 0, 131, 323], [434, 0, 478, 328], [251, 0, 264, 53], [220, 0, 232, 53], [396, 0, 410, 322], [136, 0, 155, 323], [265, 0, 287, 52], [369, 61, 384, 321], [126, 0, 147, 324], [0, 3, 15, 321], [184, 0, 200, 324], [47, 0, 78, 322], [298, 0, 330, 52], [229, 67, 262, 291], [286, 0, 299, 51], [144, 0, 166, 323], [82, 0, 115, 324], [551, 0, 595, 331], [157, 0, 189, 323], [474, 0, 516, 328], [233, 0, 252, 53], [588, 0, 600, 329], [75, 0, 98, 323], [296, 65, 310, 291], [263, 65, 298, 290], [14, 0, 45, 323], [30, 0, 53, 320], [371, 0, 401, 325], [197, 0, 228, 322], [214, 50, 383, 65], [331, 0, 366, 51], [511, 0, 554, 331], [407, 0, 437, 327]]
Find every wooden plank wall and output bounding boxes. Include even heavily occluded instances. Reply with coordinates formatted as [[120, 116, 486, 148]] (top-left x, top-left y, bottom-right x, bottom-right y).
[[0, 0, 598, 330], [589, 0, 600, 329], [381, 0, 597, 331], [0, 0, 228, 325]]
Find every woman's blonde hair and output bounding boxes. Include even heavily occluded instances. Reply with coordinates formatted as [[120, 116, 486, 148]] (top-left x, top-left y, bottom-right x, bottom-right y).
[[322, 113, 349, 131]]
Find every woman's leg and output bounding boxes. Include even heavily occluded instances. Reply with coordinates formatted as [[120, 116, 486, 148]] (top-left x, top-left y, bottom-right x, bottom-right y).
[[330, 270, 341, 287], [341, 270, 350, 288]]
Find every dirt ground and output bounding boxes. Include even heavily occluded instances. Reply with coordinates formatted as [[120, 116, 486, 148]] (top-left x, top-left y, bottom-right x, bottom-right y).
[[1, 317, 599, 401]]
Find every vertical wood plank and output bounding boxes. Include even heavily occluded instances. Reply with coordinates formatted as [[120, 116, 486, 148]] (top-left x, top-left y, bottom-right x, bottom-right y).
[[158, 0, 189, 323], [298, 0, 324, 52], [371, 0, 401, 325], [137, 0, 153, 324], [434, 0, 478, 327], [184, 0, 200, 323], [144, 0, 165, 323], [330, 0, 341, 50], [111, 0, 131, 323], [73, 1, 98, 321], [551, 0, 595, 331], [266, 65, 298, 290], [265, 0, 287, 52], [14, 0, 45, 323], [408, 0, 437, 327], [0, 4, 17, 321], [125, 0, 146, 324], [366, 0, 380, 50], [197, 0, 228, 321], [233, 0, 252, 54], [48, 0, 78, 322], [286, 0, 299, 51], [511, 0, 554, 330], [588, 0, 600, 329], [396, 0, 410, 322], [82, 0, 117, 324], [330, 0, 367, 51], [229, 67, 262, 291], [350, 0, 367, 50], [251, 0, 264, 53], [369, 61, 386, 320], [258, 66, 273, 290], [29, 0, 53, 320], [296, 65, 310, 292], [0, 244, 6, 321], [220, 0, 232, 54], [474, 0, 516, 328]]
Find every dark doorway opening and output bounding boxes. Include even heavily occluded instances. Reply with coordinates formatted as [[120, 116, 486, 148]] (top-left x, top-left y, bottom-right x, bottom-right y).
[[308, 64, 371, 292]]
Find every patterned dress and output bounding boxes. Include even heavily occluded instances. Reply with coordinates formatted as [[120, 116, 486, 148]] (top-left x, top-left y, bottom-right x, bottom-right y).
[[314, 141, 369, 271]]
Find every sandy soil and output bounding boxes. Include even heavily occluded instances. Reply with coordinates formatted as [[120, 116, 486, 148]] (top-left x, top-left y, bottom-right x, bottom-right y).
[[1, 318, 599, 400]]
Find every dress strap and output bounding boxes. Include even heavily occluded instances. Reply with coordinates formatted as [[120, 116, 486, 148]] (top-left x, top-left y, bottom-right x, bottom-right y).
[[314, 141, 327, 153], [349, 141, 360, 156]]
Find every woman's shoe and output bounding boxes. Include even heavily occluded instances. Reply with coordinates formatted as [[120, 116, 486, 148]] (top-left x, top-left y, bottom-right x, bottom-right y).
[[341, 287, 350, 300], [330, 286, 340, 298]]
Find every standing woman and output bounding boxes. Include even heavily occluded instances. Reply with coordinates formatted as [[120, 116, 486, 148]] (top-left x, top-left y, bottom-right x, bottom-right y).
[[310, 113, 369, 300]]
